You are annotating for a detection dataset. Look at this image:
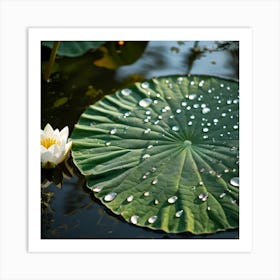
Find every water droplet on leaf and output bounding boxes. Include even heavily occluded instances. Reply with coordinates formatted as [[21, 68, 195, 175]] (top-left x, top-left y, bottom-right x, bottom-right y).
[[175, 210, 184, 217], [230, 177, 239, 187], [110, 128, 117, 135], [168, 196, 178, 204], [148, 216, 157, 224], [130, 215, 139, 224], [121, 88, 131, 96], [104, 192, 117, 202], [139, 98, 153, 108], [198, 193, 208, 201], [92, 185, 103, 192]]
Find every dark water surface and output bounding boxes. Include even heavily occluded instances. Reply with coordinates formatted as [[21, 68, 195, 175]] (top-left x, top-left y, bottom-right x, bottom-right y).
[[41, 41, 239, 239]]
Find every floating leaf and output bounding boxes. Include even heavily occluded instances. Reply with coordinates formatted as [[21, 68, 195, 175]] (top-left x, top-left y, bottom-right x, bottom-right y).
[[71, 75, 239, 234], [42, 41, 105, 57]]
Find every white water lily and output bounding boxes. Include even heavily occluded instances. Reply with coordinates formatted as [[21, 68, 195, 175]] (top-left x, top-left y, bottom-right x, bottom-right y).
[[41, 123, 72, 168]]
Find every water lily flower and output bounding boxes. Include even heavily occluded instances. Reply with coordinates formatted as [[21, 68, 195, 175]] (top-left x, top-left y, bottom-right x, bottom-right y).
[[41, 123, 72, 168]]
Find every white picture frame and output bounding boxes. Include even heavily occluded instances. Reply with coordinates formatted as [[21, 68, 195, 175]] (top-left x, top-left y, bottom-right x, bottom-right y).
[[1, 0, 279, 279]]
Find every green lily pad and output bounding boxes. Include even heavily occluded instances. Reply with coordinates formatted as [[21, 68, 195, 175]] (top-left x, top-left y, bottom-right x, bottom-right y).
[[71, 75, 239, 234], [42, 41, 105, 57]]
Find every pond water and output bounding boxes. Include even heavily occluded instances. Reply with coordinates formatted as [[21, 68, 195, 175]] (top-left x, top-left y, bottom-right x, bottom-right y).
[[41, 41, 239, 239]]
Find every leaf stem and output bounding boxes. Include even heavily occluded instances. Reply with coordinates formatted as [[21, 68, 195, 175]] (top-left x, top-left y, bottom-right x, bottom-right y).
[[44, 41, 60, 81]]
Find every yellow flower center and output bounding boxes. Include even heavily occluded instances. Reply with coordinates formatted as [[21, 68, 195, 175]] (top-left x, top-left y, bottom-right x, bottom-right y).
[[41, 137, 60, 149]]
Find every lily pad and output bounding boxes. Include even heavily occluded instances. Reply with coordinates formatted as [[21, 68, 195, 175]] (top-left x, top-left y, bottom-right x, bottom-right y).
[[71, 75, 239, 234], [42, 41, 105, 57]]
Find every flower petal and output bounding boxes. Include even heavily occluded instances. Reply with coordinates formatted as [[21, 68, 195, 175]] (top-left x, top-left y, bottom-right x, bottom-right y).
[[44, 123, 54, 134], [60, 126, 69, 142], [41, 150, 55, 165]]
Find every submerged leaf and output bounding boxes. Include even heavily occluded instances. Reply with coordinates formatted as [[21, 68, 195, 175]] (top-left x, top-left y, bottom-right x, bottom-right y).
[[71, 75, 239, 234]]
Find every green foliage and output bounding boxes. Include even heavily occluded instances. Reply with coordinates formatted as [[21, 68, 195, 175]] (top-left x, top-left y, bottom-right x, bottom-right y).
[[42, 41, 105, 57], [71, 75, 239, 234]]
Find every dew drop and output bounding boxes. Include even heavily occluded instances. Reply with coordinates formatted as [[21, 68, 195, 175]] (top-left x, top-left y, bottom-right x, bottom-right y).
[[198, 193, 208, 201], [219, 192, 226, 198], [127, 195, 134, 202], [177, 77, 184, 83], [152, 178, 158, 185], [154, 199, 159, 205], [233, 125, 238, 129], [167, 195, 178, 204], [142, 172, 150, 180], [104, 192, 117, 202], [105, 141, 111, 146], [144, 191, 150, 197], [198, 80, 204, 87], [158, 115, 163, 120], [203, 135, 209, 139], [213, 119, 218, 123], [151, 167, 157, 172], [110, 128, 117, 135], [202, 127, 209, 133], [230, 177, 239, 187], [153, 100, 158, 104], [189, 94, 197, 100], [186, 106, 191, 110], [227, 99, 232, 105], [190, 115, 195, 119], [147, 144, 153, 149], [221, 113, 227, 117], [175, 210, 184, 217], [231, 198, 237, 204], [130, 215, 139, 224], [176, 109, 182, 113], [144, 128, 151, 134], [91, 185, 103, 192], [148, 216, 157, 224], [123, 111, 131, 118], [224, 168, 229, 173], [181, 101, 187, 107], [141, 82, 149, 89], [190, 81, 195, 86], [193, 104, 199, 109], [202, 107, 211, 114], [188, 121, 193, 126], [172, 126, 179, 132], [145, 111, 151, 115], [139, 98, 152, 108], [121, 88, 131, 96], [142, 154, 150, 160]]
